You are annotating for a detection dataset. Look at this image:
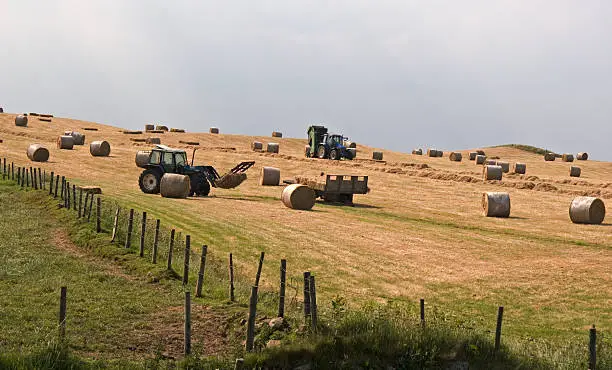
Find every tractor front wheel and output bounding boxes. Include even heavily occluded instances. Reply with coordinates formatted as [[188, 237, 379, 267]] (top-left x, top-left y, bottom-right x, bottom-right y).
[[329, 149, 340, 160], [139, 169, 162, 194], [189, 173, 211, 197]]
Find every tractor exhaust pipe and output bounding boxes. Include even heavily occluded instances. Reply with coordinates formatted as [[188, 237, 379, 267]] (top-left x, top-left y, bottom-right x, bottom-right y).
[[191, 148, 197, 166]]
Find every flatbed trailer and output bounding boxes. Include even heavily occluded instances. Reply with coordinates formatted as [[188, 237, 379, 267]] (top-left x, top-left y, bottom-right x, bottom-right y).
[[296, 174, 368, 205]]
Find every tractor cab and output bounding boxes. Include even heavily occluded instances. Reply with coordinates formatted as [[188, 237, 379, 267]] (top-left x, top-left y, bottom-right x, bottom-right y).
[[147, 148, 189, 174]]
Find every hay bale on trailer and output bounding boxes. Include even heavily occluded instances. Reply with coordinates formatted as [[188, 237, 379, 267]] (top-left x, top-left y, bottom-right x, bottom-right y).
[[64, 131, 85, 145], [267, 143, 279, 153], [260, 167, 281, 186], [160, 174, 190, 199], [482, 192, 511, 218], [562, 153, 574, 162], [26, 144, 49, 162], [251, 141, 263, 151], [577, 152, 588, 160], [569, 196, 605, 224], [209, 127, 219, 134], [544, 153, 556, 161], [57, 135, 74, 150], [513, 163, 526, 174], [570, 166, 581, 177], [170, 128, 185, 133], [475, 155, 486, 165], [469, 152, 478, 160], [90, 141, 111, 157], [449, 152, 462, 162], [144, 124, 155, 131], [412, 149, 423, 155], [372, 151, 383, 161], [483, 165, 503, 181], [135, 151, 150, 167], [496, 161, 510, 173], [146, 137, 161, 144], [156, 125, 169, 131], [272, 131, 282, 138], [15, 115, 28, 127], [281, 184, 316, 210]]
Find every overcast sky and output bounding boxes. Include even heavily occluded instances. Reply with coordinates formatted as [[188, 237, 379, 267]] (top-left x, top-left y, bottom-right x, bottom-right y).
[[1, 1, 611, 160]]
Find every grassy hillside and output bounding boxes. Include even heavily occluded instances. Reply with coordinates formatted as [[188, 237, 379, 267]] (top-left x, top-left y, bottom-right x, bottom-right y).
[[492, 144, 555, 156]]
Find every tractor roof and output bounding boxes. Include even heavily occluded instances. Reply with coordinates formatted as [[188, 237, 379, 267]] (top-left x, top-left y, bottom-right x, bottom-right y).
[[153, 144, 186, 153]]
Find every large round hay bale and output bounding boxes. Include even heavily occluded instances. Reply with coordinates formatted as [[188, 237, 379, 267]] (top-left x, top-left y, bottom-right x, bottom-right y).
[[145, 124, 155, 131], [475, 155, 486, 165], [156, 125, 169, 131], [146, 137, 161, 144], [15, 115, 28, 127], [347, 141, 357, 149], [412, 148, 423, 155], [570, 166, 581, 177], [267, 143, 279, 153], [469, 152, 477, 160], [483, 165, 503, 181], [485, 159, 497, 166], [513, 163, 527, 174], [260, 167, 280, 186], [544, 153, 556, 161], [449, 152, 462, 162], [160, 174, 190, 199], [26, 144, 49, 162], [372, 151, 383, 161], [426, 149, 438, 157], [209, 127, 219, 134], [281, 184, 316, 210], [272, 131, 283, 138], [577, 152, 588, 160], [64, 131, 85, 145], [496, 161, 510, 173], [135, 150, 150, 167], [482, 192, 511, 218], [569, 196, 605, 224], [90, 140, 111, 157], [57, 135, 74, 150], [436, 150, 444, 157], [562, 153, 574, 162], [251, 141, 263, 151]]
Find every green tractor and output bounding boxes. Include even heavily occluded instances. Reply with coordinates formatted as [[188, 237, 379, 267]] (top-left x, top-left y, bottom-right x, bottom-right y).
[[306, 125, 355, 160], [136, 145, 254, 196]]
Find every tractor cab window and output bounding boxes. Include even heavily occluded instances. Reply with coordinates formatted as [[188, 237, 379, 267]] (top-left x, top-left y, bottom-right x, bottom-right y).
[[162, 152, 174, 165], [175, 152, 187, 167], [330, 136, 342, 145], [150, 151, 161, 164]]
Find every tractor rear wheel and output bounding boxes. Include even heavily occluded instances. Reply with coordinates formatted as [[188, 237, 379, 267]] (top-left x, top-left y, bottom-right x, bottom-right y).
[[317, 145, 327, 159], [329, 149, 340, 160], [138, 169, 162, 194]]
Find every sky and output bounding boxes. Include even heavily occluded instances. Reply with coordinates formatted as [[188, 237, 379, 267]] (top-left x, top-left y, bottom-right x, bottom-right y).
[[1, 1, 611, 160]]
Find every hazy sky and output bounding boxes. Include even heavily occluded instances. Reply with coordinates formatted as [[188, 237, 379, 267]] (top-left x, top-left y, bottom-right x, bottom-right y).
[[1, 1, 611, 160]]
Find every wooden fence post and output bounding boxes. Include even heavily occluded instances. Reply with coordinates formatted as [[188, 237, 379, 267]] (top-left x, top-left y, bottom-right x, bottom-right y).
[[167, 229, 175, 270], [279, 259, 286, 318], [139, 211, 147, 257], [245, 286, 259, 352], [495, 306, 504, 352], [125, 209, 134, 249], [77, 188, 83, 218], [72, 185, 76, 211], [184, 291, 191, 355], [152, 219, 160, 263], [33, 168, 38, 190], [420, 298, 425, 327], [12, 162, 15, 181], [54, 175, 59, 197], [309, 275, 317, 330], [255, 251, 265, 287], [589, 325, 597, 370], [39, 168, 43, 190], [59, 286, 67, 340], [183, 235, 191, 285], [19, 168, 23, 187], [2, 158, 5, 180], [26, 168, 30, 188], [111, 207, 120, 242], [65, 181, 70, 209], [303, 271, 311, 320], [229, 253, 235, 302], [195, 245, 207, 298], [96, 197, 102, 232], [87, 193, 94, 221], [60, 176, 65, 198]]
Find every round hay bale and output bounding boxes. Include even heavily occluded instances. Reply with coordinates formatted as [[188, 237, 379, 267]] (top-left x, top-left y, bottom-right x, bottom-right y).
[[475, 155, 486, 165], [469, 152, 477, 160], [145, 124, 155, 131], [135, 151, 150, 167], [272, 131, 283, 138], [544, 153, 556, 161], [281, 184, 315, 210], [304, 145, 311, 157], [496, 161, 510, 173], [483, 165, 503, 181], [569, 196, 605, 224], [26, 144, 49, 162], [426, 149, 438, 157], [64, 131, 85, 145], [372, 151, 383, 161], [412, 148, 423, 155], [449, 152, 462, 162], [570, 166, 581, 177], [267, 143, 279, 153], [436, 150, 444, 157], [513, 163, 527, 174], [160, 174, 190, 199], [15, 115, 28, 127], [260, 167, 281, 186], [156, 125, 169, 131], [347, 142, 357, 149], [562, 153, 574, 162], [577, 152, 588, 160], [347, 148, 357, 159], [209, 127, 219, 134], [485, 159, 497, 166], [90, 140, 111, 157], [146, 137, 161, 144], [215, 173, 247, 189], [0, 107, 3, 113], [251, 141, 263, 151], [476, 150, 486, 156], [482, 192, 511, 218], [57, 135, 74, 150]]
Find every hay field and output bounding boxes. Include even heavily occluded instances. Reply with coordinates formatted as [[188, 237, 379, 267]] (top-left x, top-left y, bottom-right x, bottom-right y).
[[0, 113, 610, 343]]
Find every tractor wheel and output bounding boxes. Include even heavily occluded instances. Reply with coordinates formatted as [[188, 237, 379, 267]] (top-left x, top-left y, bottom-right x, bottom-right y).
[[317, 145, 327, 159], [138, 169, 162, 194], [189, 173, 210, 197], [329, 149, 340, 160]]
